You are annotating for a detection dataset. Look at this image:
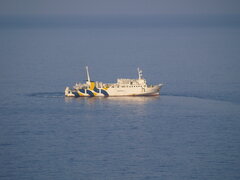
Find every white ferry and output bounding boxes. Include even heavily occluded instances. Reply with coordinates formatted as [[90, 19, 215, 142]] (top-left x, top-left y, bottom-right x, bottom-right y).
[[65, 66, 163, 97]]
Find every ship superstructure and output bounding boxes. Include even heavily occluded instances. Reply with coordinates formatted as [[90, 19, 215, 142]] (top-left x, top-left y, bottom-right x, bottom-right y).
[[65, 67, 163, 97]]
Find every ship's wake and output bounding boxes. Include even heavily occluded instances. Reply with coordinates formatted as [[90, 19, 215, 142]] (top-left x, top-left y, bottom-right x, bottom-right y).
[[28, 92, 64, 98], [161, 92, 240, 104]]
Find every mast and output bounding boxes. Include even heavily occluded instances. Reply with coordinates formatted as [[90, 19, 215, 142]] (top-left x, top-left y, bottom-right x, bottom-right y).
[[86, 66, 91, 82], [137, 67, 143, 79]]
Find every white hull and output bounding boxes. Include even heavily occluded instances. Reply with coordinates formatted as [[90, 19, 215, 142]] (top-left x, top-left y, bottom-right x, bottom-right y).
[[105, 85, 161, 96]]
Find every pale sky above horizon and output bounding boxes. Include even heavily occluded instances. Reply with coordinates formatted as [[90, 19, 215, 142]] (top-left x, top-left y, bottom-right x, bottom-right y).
[[0, 0, 239, 16]]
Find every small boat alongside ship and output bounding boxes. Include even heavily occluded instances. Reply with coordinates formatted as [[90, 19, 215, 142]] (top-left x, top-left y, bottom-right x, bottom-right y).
[[65, 66, 163, 97]]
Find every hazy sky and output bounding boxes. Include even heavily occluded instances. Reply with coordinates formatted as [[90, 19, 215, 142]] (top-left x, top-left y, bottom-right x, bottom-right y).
[[0, 0, 240, 16]]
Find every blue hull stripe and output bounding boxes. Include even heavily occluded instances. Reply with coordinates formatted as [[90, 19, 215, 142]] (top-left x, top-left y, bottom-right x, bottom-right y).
[[101, 89, 109, 96], [94, 87, 109, 96], [79, 89, 85, 94], [72, 92, 79, 97], [94, 87, 100, 93], [86, 90, 94, 97]]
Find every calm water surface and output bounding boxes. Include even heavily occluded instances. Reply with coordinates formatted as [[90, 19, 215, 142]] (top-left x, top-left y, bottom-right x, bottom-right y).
[[0, 19, 240, 179]]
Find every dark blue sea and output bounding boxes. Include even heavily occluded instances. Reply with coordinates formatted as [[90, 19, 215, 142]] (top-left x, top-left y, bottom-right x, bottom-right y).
[[0, 16, 240, 180]]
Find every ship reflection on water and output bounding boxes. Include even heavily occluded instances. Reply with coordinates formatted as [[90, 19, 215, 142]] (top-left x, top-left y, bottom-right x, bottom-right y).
[[64, 96, 160, 105], [64, 96, 160, 117]]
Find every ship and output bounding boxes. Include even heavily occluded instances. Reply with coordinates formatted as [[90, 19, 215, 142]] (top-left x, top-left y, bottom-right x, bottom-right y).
[[65, 66, 163, 97]]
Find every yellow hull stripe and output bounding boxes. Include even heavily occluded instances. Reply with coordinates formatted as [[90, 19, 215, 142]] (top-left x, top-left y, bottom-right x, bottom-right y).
[[77, 91, 85, 96], [90, 82, 95, 90]]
